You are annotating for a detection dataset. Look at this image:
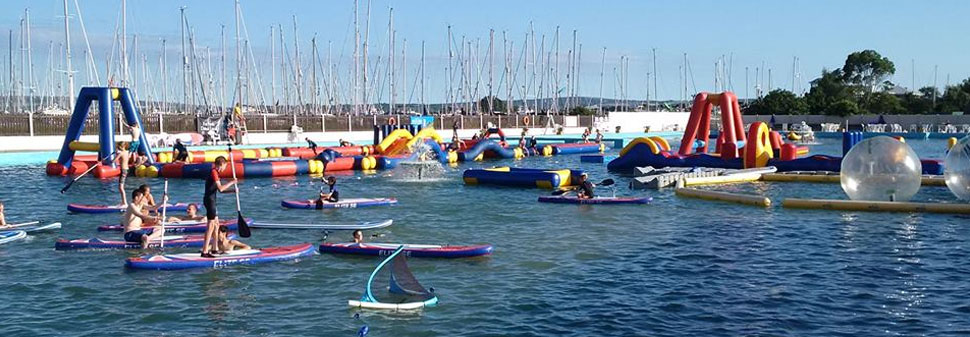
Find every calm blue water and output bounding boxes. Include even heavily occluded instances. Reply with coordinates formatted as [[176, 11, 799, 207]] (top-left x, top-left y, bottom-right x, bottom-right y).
[[1, 138, 969, 336]]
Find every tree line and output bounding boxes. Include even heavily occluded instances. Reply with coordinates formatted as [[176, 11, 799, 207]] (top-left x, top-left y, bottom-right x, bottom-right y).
[[745, 50, 970, 116]]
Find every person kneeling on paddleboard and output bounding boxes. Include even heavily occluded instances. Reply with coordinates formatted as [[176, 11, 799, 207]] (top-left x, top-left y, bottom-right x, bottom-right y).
[[0, 201, 7, 227], [202, 156, 237, 258], [218, 225, 250, 252], [167, 203, 204, 223], [311, 176, 340, 209], [123, 188, 168, 249], [576, 173, 596, 199]]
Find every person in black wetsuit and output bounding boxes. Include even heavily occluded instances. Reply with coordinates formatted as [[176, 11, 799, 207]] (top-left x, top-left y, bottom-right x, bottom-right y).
[[312, 176, 340, 209], [306, 138, 319, 155], [173, 139, 189, 162], [576, 173, 595, 199], [201, 156, 237, 257]]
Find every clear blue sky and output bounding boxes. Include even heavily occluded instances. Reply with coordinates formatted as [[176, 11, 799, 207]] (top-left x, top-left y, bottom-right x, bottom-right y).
[[1, 0, 968, 104]]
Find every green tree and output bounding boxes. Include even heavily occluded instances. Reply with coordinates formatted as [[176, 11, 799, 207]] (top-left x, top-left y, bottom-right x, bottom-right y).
[[841, 50, 896, 93], [569, 106, 595, 116], [900, 92, 933, 115], [866, 91, 905, 114], [825, 99, 862, 117], [938, 79, 970, 113], [805, 69, 854, 114], [841, 50, 895, 110], [479, 96, 506, 113], [744, 89, 808, 115]]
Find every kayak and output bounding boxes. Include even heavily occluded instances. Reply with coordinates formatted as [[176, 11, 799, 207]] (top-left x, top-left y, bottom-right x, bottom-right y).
[[249, 219, 393, 230], [319, 242, 493, 258], [125, 243, 316, 270], [53, 234, 228, 250], [0, 231, 27, 245], [280, 198, 397, 209], [96, 218, 248, 233], [21, 223, 62, 234], [67, 202, 192, 214], [537, 196, 653, 205]]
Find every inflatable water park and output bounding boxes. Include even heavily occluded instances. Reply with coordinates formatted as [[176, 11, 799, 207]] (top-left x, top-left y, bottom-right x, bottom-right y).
[[43, 88, 604, 180], [4, 87, 970, 336]]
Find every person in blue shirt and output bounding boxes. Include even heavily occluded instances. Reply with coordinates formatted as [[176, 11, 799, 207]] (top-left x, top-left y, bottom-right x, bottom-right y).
[[310, 176, 340, 209]]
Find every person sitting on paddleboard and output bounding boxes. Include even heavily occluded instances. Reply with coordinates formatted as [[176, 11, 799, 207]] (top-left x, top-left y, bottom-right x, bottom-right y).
[[311, 176, 340, 208], [217, 224, 250, 252], [201, 156, 238, 258], [137, 184, 159, 213], [306, 137, 319, 155], [167, 203, 204, 223], [173, 139, 189, 162], [123, 188, 167, 249], [576, 173, 595, 199], [0, 201, 7, 227], [352, 229, 364, 244]]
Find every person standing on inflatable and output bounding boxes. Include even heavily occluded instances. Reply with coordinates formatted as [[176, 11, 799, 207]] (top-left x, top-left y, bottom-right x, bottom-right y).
[[115, 142, 132, 206], [201, 156, 237, 257], [173, 139, 189, 162], [306, 137, 319, 155], [576, 173, 596, 199]]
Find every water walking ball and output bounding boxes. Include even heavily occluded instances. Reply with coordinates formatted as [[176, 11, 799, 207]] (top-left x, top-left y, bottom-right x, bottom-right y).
[[840, 136, 922, 201], [944, 136, 970, 200]]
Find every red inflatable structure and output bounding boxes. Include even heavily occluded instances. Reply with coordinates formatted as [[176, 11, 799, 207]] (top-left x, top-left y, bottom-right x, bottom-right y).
[[678, 91, 746, 159]]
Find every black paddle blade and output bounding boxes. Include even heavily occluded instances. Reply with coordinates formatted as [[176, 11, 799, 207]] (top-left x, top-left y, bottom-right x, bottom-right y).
[[599, 179, 615, 187], [551, 189, 569, 195], [237, 211, 251, 237]]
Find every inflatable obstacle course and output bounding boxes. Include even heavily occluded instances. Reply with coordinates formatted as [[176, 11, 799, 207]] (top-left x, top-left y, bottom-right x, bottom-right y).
[[463, 167, 584, 189]]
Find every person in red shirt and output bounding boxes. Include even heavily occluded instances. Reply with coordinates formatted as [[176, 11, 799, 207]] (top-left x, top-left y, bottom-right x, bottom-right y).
[[201, 156, 236, 257]]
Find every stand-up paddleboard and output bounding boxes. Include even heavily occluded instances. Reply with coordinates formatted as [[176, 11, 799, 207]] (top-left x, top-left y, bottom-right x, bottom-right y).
[[280, 198, 397, 209], [0, 231, 27, 245], [96, 218, 248, 233], [320, 242, 493, 258], [53, 234, 231, 250], [250, 219, 392, 230], [67, 203, 192, 214], [537, 196, 653, 205], [125, 243, 315, 270]]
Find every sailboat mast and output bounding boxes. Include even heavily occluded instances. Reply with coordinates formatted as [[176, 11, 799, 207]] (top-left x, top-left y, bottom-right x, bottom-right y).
[[63, 0, 74, 110], [121, 0, 128, 86], [235, 0, 243, 111], [488, 29, 494, 113], [420, 40, 425, 113], [388, 7, 394, 114], [353, 0, 359, 115]]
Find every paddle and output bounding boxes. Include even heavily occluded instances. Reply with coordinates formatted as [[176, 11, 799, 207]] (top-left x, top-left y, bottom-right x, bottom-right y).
[[2, 221, 40, 229], [160, 180, 168, 249], [228, 146, 251, 237], [60, 151, 116, 194], [551, 179, 615, 196]]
